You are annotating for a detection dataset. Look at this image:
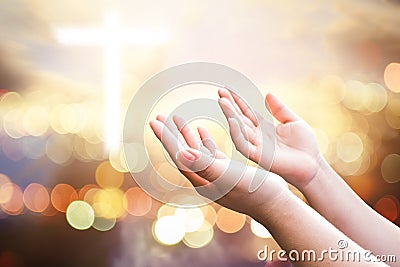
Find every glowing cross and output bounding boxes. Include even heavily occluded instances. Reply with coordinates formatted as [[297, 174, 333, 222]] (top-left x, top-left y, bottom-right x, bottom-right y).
[[57, 11, 169, 151]]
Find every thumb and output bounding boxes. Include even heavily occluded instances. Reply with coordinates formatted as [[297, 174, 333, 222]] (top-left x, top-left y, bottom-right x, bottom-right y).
[[265, 93, 300, 123]]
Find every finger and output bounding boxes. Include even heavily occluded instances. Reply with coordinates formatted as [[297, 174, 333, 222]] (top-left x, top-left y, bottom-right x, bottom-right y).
[[265, 93, 300, 123], [156, 114, 167, 123], [176, 149, 211, 187], [218, 97, 251, 129], [149, 120, 184, 156], [228, 118, 255, 158], [218, 88, 242, 115], [219, 87, 257, 127], [228, 89, 259, 127], [180, 169, 210, 187], [150, 119, 164, 141], [219, 98, 255, 141], [157, 115, 188, 148], [218, 96, 255, 129], [197, 126, 226, 158], [176, 149, 226, 197], [218, 97, 239, 120], [173, 115, 201, 149], [176, 149, 218, 181], [177, 148, 251, 195], [197, 126, 217, 152]]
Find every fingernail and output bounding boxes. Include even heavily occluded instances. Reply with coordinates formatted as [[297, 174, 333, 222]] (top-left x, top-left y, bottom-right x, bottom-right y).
[[182, 150, 196, 161]]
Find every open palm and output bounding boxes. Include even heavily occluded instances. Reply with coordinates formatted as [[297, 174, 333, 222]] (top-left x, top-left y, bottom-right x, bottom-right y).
[[149, 114, 287, 214], [218, 88, 322, 188]]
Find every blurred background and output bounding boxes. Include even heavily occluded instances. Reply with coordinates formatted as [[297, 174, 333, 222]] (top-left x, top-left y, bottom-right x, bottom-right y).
[[0, 0, 399, 266]]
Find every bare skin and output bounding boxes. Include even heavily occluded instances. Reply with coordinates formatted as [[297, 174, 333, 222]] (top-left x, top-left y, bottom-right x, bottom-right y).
[[218, 88, 400, 265], [150, 113, 387, 266]]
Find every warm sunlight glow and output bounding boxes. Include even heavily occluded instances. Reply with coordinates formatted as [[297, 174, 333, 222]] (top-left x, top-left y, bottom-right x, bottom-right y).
[[57, 11, 169, 151]]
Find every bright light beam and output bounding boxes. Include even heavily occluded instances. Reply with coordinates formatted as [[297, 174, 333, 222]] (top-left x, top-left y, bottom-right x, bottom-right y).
[[104, 13, 120, 154], [57, 11, 169, 152]]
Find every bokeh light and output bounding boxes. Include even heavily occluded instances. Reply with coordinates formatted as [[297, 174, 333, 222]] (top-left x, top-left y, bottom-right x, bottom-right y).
[[157, 203, 177, 218], [46, 135, 74, 165], [183, 221, 214, 248], [91, 201, 116, 219], [83, 187, 101, 205], [41, 201, 58, 217], [124, 143, 149, 172], [22, 136, 47, 159], [200, 205, 217, 227], [23, 183, 50, 213], [374, 195, 399, 222], [216, 207, 246, 234], [22, 106, 49, 136], [387, 98, 400, 116], [93, 188, 126, 219], [95, 161, 124, 188], [1, 138, 25, 161], [384, 62, 400, 93], [341, 81, 388, 114], [59, 104, 87, 134], [66, 200, 95, 230], [153, 215, 185, 245], [51, 184, 78, 212], [123, 187, 152, 216], [153, 162, 189, 191], [78, 184, 98, 200], [84, 141, 105, 161], [3, 109, 25, 139], [381, 154, 400, 183], [92, 216, 116, 232], [250, 219, 272, 239], [49, 105, 69, 135], [1, 92, 26, 139], [336, 132, 363, 162], [109, 143, 129, 173], [385, 102, 400, 129], [174, 207, 204, 233], [342, 80, 365, 111], [0, 174, 12, 204], [0, 92, 23, 111], [364, 83, 387, 113], [0, 183, 24, 215]]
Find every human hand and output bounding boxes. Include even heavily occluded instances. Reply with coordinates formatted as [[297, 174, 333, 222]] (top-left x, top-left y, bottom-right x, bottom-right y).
[[149, 115, 288, 217], [218, 88, 323, 189]]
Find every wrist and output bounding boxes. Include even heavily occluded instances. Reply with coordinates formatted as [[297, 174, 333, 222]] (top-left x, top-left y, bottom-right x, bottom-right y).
[[250, 184, 293, 223], [299, 154, 333, 194]]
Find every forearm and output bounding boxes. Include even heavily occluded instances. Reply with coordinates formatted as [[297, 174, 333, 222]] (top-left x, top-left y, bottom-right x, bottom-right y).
[[301, 157, 400, 261], [252, 189, 386, 266]]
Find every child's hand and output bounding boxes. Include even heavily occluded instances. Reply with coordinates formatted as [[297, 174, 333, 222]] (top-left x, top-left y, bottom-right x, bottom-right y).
[[149, 115, 288, 217], [218, 88, 322, 189]]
